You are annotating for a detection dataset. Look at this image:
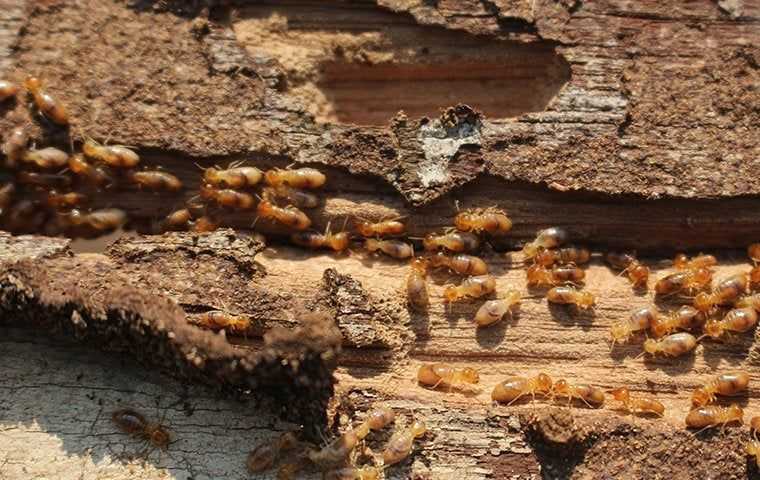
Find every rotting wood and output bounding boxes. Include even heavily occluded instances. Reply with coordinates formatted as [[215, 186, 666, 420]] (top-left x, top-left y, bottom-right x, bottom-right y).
[[1, 1, 760, 479]]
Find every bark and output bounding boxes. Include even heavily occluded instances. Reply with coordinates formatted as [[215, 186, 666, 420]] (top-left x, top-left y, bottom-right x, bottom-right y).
[[1, 1, 760, 479]]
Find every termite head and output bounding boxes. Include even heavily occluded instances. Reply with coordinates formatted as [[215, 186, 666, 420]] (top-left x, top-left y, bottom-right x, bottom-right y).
[[629, 264, 650, 287], [536, 373, 553, 392], [692, 268, 713, 286], [704, 321, 723, 339], [203, 167, 219, 184], [691, 387, 713, 407], [552, 379, 570, 396], [750, 266, 760, 284], [576, 291, 595, 309], [610, 323, 631, 344], [673, 253, 688, 269], [642, 338, 658, 354], [256, 199, 274, 216], [146, 425, 171, 450], [503, 290, 521, 307], [410, 420, 427, 438], [23, 75, 42, 92], [460, 367, 480, 384], [442, 285, 458, 303], [693, 292, 714, 312], [749, 243, 760, 263], [608, 387, 630, 402], [746, 440, 760, 460], [728, 404, 744, 424], [410, 257, 427, 274]]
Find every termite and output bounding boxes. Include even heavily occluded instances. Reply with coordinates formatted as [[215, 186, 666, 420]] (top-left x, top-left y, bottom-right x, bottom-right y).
[[46, 190, 87, 210], [417, 363, 479, 390], [256, 199, 311, 230], [307, 429, 360, 470], [422, 231, 480, 253], [427, 251, 488, 276], [691, 372, 750, 407], [674, 253, 718, 271], [454, 208, 512, 235], [111, 408, 171, 450], [355, 407, 396, 440], [68, 153, 114, 188], [605, 252, 650, 289], [204, 165, 263, 189], [0, 80, 19, 101], [16, 171, 72, 189], [522, 227, 568, 259], [161, 208, 192, 231], [24, 76, 68, 125], [2, 200, 45, 232], [191, 215, 219, 233], [546, 286, 595, 309], [474, 290, 521, 327], [534, 246, 591, 267], [748, 416, 760, 466], [200, 183, 255, 209], [526, 264, 585, 287], [491, 373, 553, 405], [654, 268, 712, 295], [191, 311, 251, 334], [749, 243, 760, 264], [737, 294, 760, 312], [87, 208, 128, 231], [265, 167, 326, 189], [262, 185, 319, 209], [693, 273, 748, 313], [406, 258, 429, 311], [382, 419, 427, 466], [21, 147, 69, 170], [608, 387, 664, 416], [649, 305, 705, 338], [443, 275, 496, 302], [642, 332, 698, 357], [290, 222, 350, 252], [2, 127, 28, 168], [552, 379, 605, 408], [703, 307, 758, 339], [247, 431, 301, 473], [323, 466, 380, 480], [127, 170, 183, 192], [83, 138, 140, 168], [685, 404, 743, 430], [355, 218, 405, 237], [365, 238, 413, 259], [610, 307, 656, 345]]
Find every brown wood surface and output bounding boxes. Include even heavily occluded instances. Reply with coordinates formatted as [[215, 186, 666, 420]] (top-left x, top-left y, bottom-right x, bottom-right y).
[[1, 1, 760, 479]]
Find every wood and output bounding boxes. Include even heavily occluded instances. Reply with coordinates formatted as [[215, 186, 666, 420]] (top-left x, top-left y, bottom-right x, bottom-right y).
[[1, 1, 759, 479]]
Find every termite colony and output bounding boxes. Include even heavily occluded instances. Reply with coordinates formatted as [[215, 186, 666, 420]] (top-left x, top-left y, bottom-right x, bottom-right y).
[[247, 406, 426, 479], [609, 249, 760, 359]]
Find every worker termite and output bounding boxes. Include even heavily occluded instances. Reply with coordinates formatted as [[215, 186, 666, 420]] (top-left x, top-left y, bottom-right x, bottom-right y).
[[46, 190, 87, 210], [0, 80, 19, 101], [355, 218, 406, 238], [693, 273, 748, 313], [491, 373, 553, 405], [203, 165, 263, 189], [737, 294, 760, 312], [552, 379, 605, 408], [605, 252, 650, 289], [355, 407, 396, 440], [191, 215, 219, 233], [16, 171, 71, 189], [747, 440, 760, 468], [749, 243, 760, 264], [474, 290, 521, 327], [422, 231, 480, 253], [265, 167, 326, 189], [24, 76, 68, 125], [427, 251, 488, 276], [323, 466, 380, 480], [685, 404, 743, 431], [608, 387, 664, 417], [522, 227, 568, 259], [127, 170, 183, 192], [256, 200, 311, 230], [191, 311, 251, 334], [417, 363, 479, 390], [673, 253, 718, 271], [642, 332, 698, 357], [290, 222, 350, 252], [68, 153, 114, 188], [307, 429, 360, 469], [2, 127, 28, 168], [382, 419, 427, 466], [443, 275, 496, 302], [86, 208, 128, 231], [691, 372, 750, 407], [21, 147, 69, 170], [649, 305, 705, 337], [654, 268, 712, 295], [546, 286, 595, 309], [526, 264, 585, 287], [610, 307, 656, 345], [406, 258, 429, 311], [111, 408, 171, 451], [200, 184, 255, 209], [454, 208, 512, 235], [83, 138, 140, 168], [160, 208, 192, 231], [262, 185, 319, 209], [365, 238, 413, 259], [247, 431, 301, 473], [534, 246, 591, 267], [703, 307, 758, 339]]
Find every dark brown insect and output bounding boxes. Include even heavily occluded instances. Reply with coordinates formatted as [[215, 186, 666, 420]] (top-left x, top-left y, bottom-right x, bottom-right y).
[[605, 252, 649, 289], [24, 76, 68, 125], [111, 408, 171, 450]]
